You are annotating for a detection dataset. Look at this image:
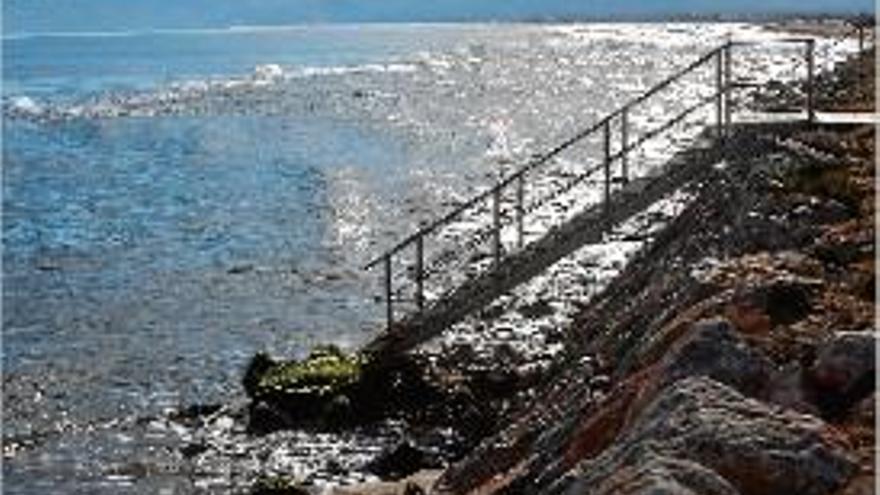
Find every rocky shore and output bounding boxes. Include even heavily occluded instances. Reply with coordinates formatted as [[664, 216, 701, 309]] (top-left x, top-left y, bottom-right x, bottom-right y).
[[428, 48, 876, 495], [200, 45, 875, 494]]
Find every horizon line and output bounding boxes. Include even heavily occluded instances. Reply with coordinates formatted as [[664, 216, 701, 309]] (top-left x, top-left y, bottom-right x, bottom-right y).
[[3, 10, 873, 39]]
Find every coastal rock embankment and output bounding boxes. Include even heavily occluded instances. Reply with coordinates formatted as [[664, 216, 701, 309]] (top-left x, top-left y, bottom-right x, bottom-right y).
[[429, 49, 875, 495]]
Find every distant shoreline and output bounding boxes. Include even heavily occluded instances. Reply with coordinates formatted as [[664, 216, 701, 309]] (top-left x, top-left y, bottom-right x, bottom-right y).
[[511, 11, 873, 24], [3, 12, 873, 40]]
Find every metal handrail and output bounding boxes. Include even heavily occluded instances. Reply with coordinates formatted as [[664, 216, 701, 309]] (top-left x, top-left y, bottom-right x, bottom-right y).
[[415, 87, 722, 303], [365, 36, 821, 332], [365, 43, 728, 270]]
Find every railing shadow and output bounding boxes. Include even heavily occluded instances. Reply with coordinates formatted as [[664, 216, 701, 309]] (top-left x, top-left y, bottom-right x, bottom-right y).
[[362, 35, 830, 358]]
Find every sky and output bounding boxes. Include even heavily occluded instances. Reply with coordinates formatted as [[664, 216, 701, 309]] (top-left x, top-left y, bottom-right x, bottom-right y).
[[4, 0, 875, 34]]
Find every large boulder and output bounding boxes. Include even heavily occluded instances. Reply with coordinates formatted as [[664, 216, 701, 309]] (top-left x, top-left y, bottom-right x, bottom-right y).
[[437, 318, 778, 495], [557, 377, 857, 495], [656, 318, 773, 398], [808, 331, 877, 419]]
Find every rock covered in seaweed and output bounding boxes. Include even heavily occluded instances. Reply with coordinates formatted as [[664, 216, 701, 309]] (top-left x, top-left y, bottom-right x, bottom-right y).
[[251, 475, 310, 495], [241, 345, 480, 436], [252, 345, 365, 401], [243, 345, 367, 432]]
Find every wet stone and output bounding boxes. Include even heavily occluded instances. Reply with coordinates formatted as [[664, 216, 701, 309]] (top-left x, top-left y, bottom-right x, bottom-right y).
[[366, 441, 439, 481], [809, 331, 877, 419], [180, 442, 210, 459], [518, 299, 556, 319]]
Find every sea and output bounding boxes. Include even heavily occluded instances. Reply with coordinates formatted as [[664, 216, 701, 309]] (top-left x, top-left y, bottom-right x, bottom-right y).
[[1, 22, 858, 493]]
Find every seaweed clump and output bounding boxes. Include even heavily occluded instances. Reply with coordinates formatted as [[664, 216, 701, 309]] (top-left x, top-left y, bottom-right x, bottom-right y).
[[251, 475, 309, 495], [242, 344, 448, 434], [243, 345, 368, 432], [254, 345, 365, 399]]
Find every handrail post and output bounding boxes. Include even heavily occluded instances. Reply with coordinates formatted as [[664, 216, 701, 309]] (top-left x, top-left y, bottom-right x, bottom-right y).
[[384, 254, 393, 330], [620, 108, 629, 183], [492, 187, 502, 269], [415, 230, 424, 314], [806, 39, 815, 124], [516, 174, 525, 249], [603, 120, 611, 231], [723, 41, 732, 131], [715, 47, 723, 140]]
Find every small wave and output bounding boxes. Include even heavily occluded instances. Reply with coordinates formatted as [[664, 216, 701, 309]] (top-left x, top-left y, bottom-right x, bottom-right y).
[[4, 62, 293, 121], [293, 62, 418, 78], [6, 96, 44, 116], [254, 63, 284, 79], [2, 59, 425, 122], [546, 22, 748, 49]]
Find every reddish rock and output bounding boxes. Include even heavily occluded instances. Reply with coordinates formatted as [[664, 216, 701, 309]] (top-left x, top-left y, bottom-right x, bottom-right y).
[[567, 318, 774, 467], [558, 377, 857, 495], [724, 302, 773, 335], [563, 368, 648, 468]]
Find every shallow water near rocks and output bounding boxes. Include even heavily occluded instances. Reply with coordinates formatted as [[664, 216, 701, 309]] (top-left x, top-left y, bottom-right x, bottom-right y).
[[2, 22, 858, 492]]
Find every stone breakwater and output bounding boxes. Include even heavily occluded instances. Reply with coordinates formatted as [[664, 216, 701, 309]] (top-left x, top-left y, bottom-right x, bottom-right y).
[[428, 50, 875, 495]]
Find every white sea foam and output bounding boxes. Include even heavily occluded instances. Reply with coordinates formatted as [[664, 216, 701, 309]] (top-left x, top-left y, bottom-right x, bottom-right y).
[[253, 63, 285, 82], [293, 62, 418, 78], [546, 23, 741, 48], [7, 95, 43, 116], [2, 58, 429, 121]]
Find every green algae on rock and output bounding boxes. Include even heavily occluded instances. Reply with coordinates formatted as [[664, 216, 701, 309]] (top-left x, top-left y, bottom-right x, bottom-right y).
[[254, 345, 366, 399], [243, 345, 369, 432], [251, 474, 309, 495]]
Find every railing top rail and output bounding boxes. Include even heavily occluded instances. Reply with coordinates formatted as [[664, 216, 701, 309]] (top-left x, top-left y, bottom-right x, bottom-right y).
[[730, 37, 814, 47], [612, 43, 725, 116], [365, 37, 796, 270]]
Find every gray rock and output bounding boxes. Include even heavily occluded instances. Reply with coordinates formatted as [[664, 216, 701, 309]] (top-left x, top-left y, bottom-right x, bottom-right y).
[[812, 331, 876, 391], [766, 365, 821, 416], [658, 318, 773, 399], [588, 374, 611, 392], [560, 377, 856, 495], [791, 197, 852, 225], [366, 441, 440, 481], [810, 331, 877, 418], [560, 454, 739, 495]]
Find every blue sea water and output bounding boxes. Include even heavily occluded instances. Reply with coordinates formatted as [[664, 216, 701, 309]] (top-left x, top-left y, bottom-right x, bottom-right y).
[[5, 25, 449, 94], [4, 24, 506, 492], [3, 24, 486, 401]]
